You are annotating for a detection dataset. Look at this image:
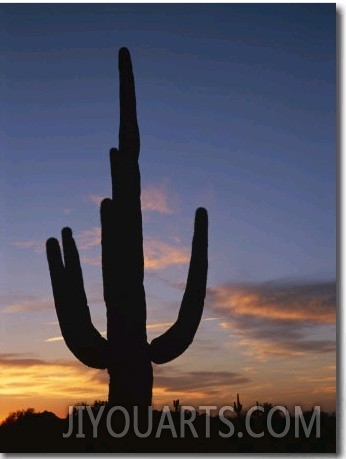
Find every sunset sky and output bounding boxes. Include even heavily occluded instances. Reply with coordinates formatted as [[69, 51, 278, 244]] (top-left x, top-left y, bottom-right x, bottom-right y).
[[0, 3, 336, 423]]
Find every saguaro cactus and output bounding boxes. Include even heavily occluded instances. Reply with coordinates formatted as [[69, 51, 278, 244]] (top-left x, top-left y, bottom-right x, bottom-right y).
[[46, 48, 208, 408], [173, 399, 180, 413], [234, 393, 243, 418]]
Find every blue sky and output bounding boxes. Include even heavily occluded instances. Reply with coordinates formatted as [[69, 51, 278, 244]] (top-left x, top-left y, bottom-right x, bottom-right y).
[[0, 3, 336, 420]]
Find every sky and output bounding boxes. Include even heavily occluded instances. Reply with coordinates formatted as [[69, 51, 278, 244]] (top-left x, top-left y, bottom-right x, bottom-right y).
[[0, 3, 336, 423]]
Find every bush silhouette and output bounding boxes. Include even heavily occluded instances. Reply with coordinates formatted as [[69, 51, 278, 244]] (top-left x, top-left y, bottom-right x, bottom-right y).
[[46, 48, 208, 408]]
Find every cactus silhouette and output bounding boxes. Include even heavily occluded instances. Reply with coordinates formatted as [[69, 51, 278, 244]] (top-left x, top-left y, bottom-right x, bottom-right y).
[[233, 393, 242, 418], [173, 399, 180, 413], [46, 48, 208, 408]]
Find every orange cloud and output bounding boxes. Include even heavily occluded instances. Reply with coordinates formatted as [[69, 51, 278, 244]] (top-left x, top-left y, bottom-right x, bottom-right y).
[[233, 337, 335, 360], [1, 297, 52, 314], [141, 183, 174, 214], [208, 281, 336, 360], [76, 232, 190, 270], [0, 353, 247, 422], [76, 227, 101, 250], [0, 354, 108, 423], [88, 182, 175, 214], [209, 282, 335, 325], [144, 240, 189, 269], [45, 336, 64, 342]]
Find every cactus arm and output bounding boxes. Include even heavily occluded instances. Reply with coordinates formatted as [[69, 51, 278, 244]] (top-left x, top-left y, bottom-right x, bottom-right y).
[[46, 228, 108, 369], [149, 207, 208, 364]]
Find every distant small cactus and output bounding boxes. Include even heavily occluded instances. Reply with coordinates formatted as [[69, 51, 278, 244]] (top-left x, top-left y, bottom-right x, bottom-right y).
[[173, 399, 180, 413], [233, 393, 243, 418]]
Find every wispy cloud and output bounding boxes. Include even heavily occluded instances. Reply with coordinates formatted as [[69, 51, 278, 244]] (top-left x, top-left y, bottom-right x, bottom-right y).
[[207, 280, 336, 360], [12, 239, 43, 253], [209, 281, 335, 325], [148, 366, 251, 408], [1, 296, 52, 314], [63, 207, 73, 215], [45, 336, 64, 343], [76, 231, 190, 270], [141, 183, 174, 214], [89, 195, 104, 206], [90, 364, 250, 408], [156, 369, 249, 394], [0, 353, 59, 367], [45, 319, 218, 343], [13, 234, 190, 270], [80, 255, 101, 266], [0, 353, 248, 420], [144, 240, 189, 269], [0, 292, 103, 316], [88, 182, 175, 214], [45, 330, 106, 343], [13, 182, 178, 264], [234, 336, 336, 359], [76, 227, 101, 250], [0, 353, 108, 422]]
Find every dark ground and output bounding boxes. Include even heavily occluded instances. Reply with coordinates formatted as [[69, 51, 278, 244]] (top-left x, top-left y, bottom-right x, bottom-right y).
[[0, 406, 336, 453]]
